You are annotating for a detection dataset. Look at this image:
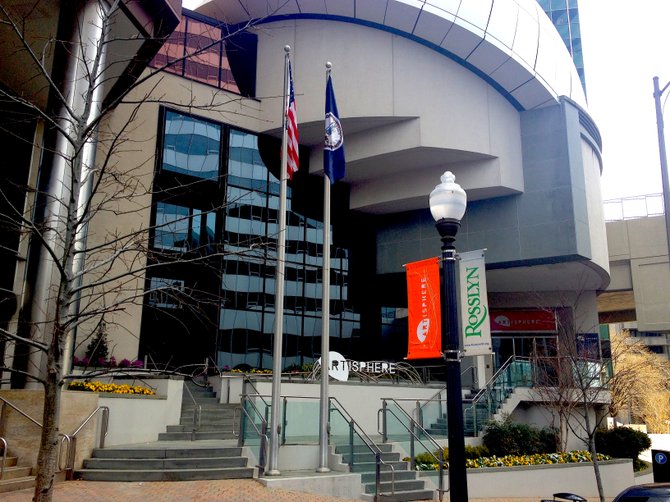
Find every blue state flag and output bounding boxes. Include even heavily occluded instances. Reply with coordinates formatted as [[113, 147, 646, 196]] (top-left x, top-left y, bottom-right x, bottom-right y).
[[324, 75, 345, 183]]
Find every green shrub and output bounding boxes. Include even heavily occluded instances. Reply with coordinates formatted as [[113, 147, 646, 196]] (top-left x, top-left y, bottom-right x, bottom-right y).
[[465, 444, 490, 459], [482, 420, 558, 456], [595, 427, 651, 461]]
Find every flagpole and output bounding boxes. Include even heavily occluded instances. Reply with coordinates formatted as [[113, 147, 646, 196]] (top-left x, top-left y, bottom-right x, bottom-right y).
[[267, 45, 291, 476], [317, 61, 333, 473]]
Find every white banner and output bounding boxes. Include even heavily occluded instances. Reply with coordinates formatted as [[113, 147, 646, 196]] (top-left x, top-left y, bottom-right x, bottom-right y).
[[459, 249, 492, 356]]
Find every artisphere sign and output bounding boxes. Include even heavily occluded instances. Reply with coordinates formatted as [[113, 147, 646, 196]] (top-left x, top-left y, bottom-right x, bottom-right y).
[[458, 249, 492, 356], [316, 351, 397, 381]]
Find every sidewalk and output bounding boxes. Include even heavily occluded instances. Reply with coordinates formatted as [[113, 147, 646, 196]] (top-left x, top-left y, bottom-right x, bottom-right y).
[[1, 478, 609, 502]]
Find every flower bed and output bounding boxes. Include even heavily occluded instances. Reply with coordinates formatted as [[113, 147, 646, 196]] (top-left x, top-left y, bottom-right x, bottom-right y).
[[414, 450, 610, 471], [68, 380, 155, 395]]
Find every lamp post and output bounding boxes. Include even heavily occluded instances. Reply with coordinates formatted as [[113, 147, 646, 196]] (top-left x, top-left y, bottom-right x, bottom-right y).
[[429, 171, 469, 501], [652, 76, 670, 269]]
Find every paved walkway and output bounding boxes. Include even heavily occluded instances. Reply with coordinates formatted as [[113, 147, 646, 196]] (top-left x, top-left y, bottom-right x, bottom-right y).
[[2, 479, 608, 502]]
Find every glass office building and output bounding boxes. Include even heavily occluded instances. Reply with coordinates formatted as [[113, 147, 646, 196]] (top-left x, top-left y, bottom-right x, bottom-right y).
[[140, 107, 362, 370], [538, 0, 586, 90]]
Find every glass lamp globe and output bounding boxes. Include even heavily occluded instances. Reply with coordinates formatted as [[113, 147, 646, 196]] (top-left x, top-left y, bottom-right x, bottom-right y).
[[429, 171, 467, 222]]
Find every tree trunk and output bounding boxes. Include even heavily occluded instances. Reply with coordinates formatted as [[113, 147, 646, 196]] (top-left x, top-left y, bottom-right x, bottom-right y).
[[33, 345, 62, 502]]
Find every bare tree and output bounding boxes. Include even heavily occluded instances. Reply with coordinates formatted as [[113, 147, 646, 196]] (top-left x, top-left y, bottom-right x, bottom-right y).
[[608, 330, 670, 432], [529, 303, 637, 502], [0, 2, 278, 500]]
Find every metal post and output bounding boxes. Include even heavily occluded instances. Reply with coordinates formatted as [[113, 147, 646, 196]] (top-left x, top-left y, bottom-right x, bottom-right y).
[[267, 46, 292, 476], [438, 219, 469, 501], [381, 400, 388, 443], [652, 76, 670, 268], [318, 62, 334, 473], [281, 397, 288, 445]]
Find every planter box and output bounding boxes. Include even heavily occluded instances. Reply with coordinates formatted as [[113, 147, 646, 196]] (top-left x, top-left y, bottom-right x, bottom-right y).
[[420, 459, 633, 499]]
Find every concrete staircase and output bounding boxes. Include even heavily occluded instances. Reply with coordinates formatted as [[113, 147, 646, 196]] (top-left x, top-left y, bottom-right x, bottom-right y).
[[76, 380, 253, 482], [77, 445, 253, 481], [335, 443, 433, 501], [158, 381, 238, 441], [0, 452, 35, 494]]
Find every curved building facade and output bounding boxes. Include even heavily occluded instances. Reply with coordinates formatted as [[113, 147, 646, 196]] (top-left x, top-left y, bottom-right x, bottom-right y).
[[0, 0, 609, 381]]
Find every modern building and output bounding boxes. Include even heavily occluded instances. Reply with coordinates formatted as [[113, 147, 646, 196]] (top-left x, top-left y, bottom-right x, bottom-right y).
[[537, 0, 586, 91], [599, 208, 670, 356], [1, 0, 609, 386]]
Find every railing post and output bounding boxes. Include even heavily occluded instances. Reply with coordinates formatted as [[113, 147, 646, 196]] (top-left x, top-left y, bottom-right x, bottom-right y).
[[375, 451, 381, 502], [438, 447, 445, 502], [409, 416, 416, 471], [99, 407, 109, 449], [259, 420, 268, 474], [381, 400, 388, 443], [281, 397, 287, 445], [349, 420, 355, 471], [239, 397, 247, 447], [415, 400, 422, 430]]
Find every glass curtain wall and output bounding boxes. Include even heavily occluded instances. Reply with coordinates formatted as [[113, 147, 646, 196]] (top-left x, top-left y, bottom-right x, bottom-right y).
[[144, 108, 360, 370], [218, 129, 360, 370]]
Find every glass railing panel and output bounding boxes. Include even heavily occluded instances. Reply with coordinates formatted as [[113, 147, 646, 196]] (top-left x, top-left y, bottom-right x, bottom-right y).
[[384, 401, 445, 470], [384, 401, 412, 442], [282, 398, 319, 445], [418, 395, 447, 438], [242, 397, 268, 447], [329, 404, 352, 446]]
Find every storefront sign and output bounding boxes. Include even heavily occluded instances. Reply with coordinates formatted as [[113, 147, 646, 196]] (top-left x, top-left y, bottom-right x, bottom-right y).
[[459, 250, 492, 356], [317, 351, 397, 381], [490, 309, 557, 333], [405, 257, 442, 360]]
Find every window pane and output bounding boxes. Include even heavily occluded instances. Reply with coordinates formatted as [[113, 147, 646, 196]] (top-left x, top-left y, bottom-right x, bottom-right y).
[[163, 110, 221, 179], [155, 202, 189, 251], [184, 19, 222, 87]]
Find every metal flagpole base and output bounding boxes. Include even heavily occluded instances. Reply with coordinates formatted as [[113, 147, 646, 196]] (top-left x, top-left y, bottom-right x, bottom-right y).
[[316, 467, 331, 473]]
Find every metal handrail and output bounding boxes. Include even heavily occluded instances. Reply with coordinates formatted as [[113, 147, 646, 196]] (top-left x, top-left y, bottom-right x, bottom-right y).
[[379, 400, 446, 501], [330, 398, 396, 501], [242, 376, 270, 408], [182, 381, 202, 439], [0, 396, 43, 428], [461, 356, 533, 436], [0, 437, 7, 480], [466, 355, 518, 403], [237, 396, 269, 473], [0, 397, 109, 479]]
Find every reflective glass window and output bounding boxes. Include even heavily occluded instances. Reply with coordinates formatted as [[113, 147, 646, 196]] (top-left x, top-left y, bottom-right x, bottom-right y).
[[162, 111, 221, 179]]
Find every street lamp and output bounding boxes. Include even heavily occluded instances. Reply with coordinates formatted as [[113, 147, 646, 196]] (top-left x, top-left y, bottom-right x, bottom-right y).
[[652, 77, 670, 269], [429, 171, 469, 501]]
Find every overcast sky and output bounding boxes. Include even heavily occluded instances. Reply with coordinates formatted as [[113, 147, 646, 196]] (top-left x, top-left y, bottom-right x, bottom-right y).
[[580, 0, 670, 201]]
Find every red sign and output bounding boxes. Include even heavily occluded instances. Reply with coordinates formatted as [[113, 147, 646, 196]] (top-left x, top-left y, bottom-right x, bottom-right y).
[[490, 309, 557, 333], [405, 258, 442, 360]]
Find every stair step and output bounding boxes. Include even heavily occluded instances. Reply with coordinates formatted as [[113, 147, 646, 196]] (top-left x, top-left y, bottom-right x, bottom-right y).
[[157, 431, 237, 441], [0, 476, 36, 494], [76, 466, 253, 482], [0, 466, 32, 480], [92, 447, 242, 459], [361, 470, 417, 484], [341, 452, 400, 464], [365, 480, 426, 494], [334, 444, 393, 454], [1, 457, 18, 468], [350, 461, 408, 473], [377, 489, 435, 501], [83, 456, 247, 470]]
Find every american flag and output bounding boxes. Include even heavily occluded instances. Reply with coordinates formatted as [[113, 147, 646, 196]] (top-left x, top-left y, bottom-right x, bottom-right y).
[[286, 62, 299, 179]]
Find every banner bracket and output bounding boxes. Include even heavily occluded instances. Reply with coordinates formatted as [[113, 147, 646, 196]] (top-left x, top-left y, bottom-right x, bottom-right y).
[[442, 349, 463, 362]]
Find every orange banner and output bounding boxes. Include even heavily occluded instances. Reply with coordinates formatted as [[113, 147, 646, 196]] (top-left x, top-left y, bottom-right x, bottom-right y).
[[406, 257, 442, 360]]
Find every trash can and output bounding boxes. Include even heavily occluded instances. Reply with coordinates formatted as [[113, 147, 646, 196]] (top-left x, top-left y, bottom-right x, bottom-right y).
[[652, 449, 670, 482]]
